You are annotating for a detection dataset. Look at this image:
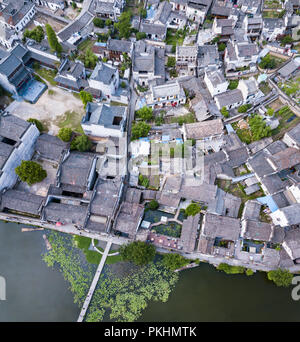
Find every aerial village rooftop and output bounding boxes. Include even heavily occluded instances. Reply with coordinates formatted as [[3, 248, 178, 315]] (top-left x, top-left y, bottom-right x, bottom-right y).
[[0, 0, 300, 274]]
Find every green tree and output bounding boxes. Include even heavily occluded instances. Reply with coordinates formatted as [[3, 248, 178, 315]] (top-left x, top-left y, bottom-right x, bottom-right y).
[[114, 11, 132, 39], [79, 90, 93, 108], [15, 160, 47, 185], [136, 32, 147, 40], [119, 241, 156, 266], [218, 42, 226, 51], [148, 200, 159, 210], [246, 269, 254, 276], [80, 48, 98, 69], [58, 127, 73, 142], [23, 26, 44, 43], [259, 54, 276, 69], [248, 114, 272, 141], [131, 121, 151, 140], [138, 7, 147, 19], [93, 18, 104, 28], [266, 107, 274, 116], [220, 106, 229, 118], [27, 118, 43, 132], [228, 80, 239, 90], [267, 269, 293, 287], [167, 56, 176, 68], [45, 24, 62, 55], [138, 174, 149, 188], [162, 253, 189, 271], [70, 134, 92, 152], [136, 106, 153, 121], [185, 203, 201, 216], [238, 104, 252, 113], [105, 19, 112, 26]]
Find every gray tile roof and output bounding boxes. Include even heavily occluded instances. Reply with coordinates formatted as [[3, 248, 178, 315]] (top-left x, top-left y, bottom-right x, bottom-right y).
[[90, 177, 122, 216], [107, 38, 133, 54], [242, 200, 261, 221], [59, 152, 95, 190], [0, 114, 30, 142], [215, 89, 243, 108], [35, 134, 68, 163], [179, 213, 199, 253], [284, 123, 300, 146], [0, 141, 14, 169], [202, 213, 241, 241], [248, 151, 274, 177], [242, 219, 273, 242], [1, 189, 44, 216], [90, 62, 117, 85], [43, 201, 88, 226], [84, 102, 126, 129]]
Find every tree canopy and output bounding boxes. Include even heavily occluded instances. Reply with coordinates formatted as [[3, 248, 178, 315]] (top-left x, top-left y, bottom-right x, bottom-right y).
[[27, 118, 43, 132], [259, 54, 276, 69], [148, 200, 159, 210], [162, 253, 189, 271], [80, 48, 98, 69], [23, 26, 44, 43], [45, 24, 62, 55], [79, 90, 93, 108], [114, 11, 132, 39], [93, 18, 105, 28], [267, 269, 293, 287], [119, 241, 156, 266], [58, 127, 73, 142], [70, 134, 92, 152], [220, 106, 229, 118], [15, 160, 47, 185], [238, 104, 252, 113], [248, 114, 272, 141], [136, 106, 153, 121], [131, 121, 151, 140], [185, 203, 201, 217]]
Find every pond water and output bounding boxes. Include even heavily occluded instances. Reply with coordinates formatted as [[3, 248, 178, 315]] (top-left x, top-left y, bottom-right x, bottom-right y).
[[2, 221, 300, 322], [139, 263, 300, 322], [0, 222, 79, 322]]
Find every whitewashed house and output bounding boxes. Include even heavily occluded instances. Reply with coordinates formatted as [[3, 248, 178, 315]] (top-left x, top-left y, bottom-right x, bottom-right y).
[[204, 69, 228, 97], [0, 113, 40, 191], [224, 39, 259, 73], [32, 0, 65, 11], [88, 62, 119, 99], [186, 0, 212, 24], [145, 81, 186, 109], [81, 102, 127, 138], [0, 1, 36, 33]]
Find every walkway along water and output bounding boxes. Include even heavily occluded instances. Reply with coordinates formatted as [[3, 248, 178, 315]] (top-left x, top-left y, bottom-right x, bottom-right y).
[[77, 240, 112, 322]]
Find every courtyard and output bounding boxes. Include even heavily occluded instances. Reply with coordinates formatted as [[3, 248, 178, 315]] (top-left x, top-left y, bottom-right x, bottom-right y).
[[6, 85, 85, 135]]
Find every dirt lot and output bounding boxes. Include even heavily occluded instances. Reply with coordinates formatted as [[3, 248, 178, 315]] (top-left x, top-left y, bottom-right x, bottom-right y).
[[64, 6, 80, 21], [27, 13, 66, 32], [268, 98, 284, 112], [6, 86, 85, 135]]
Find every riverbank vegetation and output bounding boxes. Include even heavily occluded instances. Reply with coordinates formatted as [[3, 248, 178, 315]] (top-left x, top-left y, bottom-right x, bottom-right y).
[[267, 269, 293, 287]]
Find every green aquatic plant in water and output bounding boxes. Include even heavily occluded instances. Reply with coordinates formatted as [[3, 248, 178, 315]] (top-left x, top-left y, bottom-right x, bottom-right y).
[[86, 261, 179, 322]]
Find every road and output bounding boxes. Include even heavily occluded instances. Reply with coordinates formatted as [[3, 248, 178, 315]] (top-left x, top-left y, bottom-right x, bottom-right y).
[[77, 240, 112, 322]]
